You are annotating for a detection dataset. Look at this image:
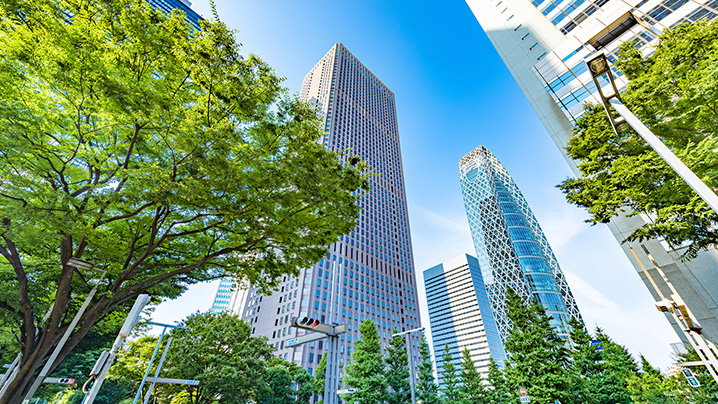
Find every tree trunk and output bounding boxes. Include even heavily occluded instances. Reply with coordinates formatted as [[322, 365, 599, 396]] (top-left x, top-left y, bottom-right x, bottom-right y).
[[1, 300, 110, 404]]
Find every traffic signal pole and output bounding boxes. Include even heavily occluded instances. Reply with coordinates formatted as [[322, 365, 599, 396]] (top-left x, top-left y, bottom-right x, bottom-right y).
[[289, 250, 347, 404]]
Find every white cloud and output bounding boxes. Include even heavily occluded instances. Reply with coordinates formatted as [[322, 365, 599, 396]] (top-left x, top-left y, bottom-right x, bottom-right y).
[[537, 206, 587, 255]]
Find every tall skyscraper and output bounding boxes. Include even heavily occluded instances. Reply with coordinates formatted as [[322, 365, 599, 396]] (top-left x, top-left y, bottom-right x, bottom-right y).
[[424, 254, 506, 387], [226, 44, 421, 380], [147, 0, 203, 30], [464, 0, 718, 341], [460, 146, 582, 340]]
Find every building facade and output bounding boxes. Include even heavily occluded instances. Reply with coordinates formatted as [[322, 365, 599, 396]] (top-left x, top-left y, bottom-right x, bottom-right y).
[[147, 0, 203, 30], [225, 44, 421, 381], [464, 0, 718, 341], [424, 254, 506, 387], [210, 278, 249, 314], [460, 146, 582, 341]]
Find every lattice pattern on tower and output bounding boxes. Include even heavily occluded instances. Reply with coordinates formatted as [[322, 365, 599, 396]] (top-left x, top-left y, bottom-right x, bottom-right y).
[[459, 146, 583, 341]]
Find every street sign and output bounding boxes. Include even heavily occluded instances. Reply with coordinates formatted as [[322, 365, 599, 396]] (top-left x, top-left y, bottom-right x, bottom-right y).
[[142, 377, 199, 386], [337, 388, 358, 394], [590, 340, 604, 352], [681, 368, 701, 387], [44, 378, 75, 385], [518, 387, 530, 402], [285, 332, 329, 347]]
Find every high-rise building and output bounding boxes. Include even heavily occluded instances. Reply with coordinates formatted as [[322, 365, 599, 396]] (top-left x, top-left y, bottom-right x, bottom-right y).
[[464, 0, 718, 341], [147, 0, 203, 30], [459, 146, 582, 340], [210, 278, 249, 314], [424, 254, 506, 387], [226, 44, 421, 380]]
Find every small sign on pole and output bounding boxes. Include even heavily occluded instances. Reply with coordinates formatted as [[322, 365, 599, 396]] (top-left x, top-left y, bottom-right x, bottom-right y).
[[518, 387, 530, 403]]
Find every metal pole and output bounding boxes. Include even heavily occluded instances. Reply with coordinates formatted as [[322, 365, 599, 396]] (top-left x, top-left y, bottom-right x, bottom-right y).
[[608, 98, 718, 215], [85, 294, 151, 404], [132, 328, 168, 404], [324, 256, 342, 404], [142, 336, 173, 404], [22, 271, 107, 402], [407, 334, 416, 404], [393, 327, 423, 404], [0, 354, 21, 394], [630, 247, 718, 384]]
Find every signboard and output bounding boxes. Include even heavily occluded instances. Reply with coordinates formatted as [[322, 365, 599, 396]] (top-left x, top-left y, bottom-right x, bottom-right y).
[[337, 388, 358, 395], [520, 398, 531, 403], [590, 340, 604, 352]]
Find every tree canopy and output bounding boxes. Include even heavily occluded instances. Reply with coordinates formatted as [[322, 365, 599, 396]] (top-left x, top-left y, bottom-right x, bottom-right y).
[[558, 19, 718, 259], [343, 319, 389, 404], [0, 0, 367, 401]]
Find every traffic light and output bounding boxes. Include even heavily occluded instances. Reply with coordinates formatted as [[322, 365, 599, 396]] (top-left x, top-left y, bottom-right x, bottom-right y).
[[290, 316, 333, 334], [682, 368, 701, 387], [293, 317, 320, 328], [57, 378, 75, 385]]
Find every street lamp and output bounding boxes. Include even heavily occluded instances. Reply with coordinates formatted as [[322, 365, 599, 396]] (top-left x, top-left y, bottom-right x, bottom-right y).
[[392, 327, 424, 404], [585, 53, 718, 215], [20, 258, 107, 402]]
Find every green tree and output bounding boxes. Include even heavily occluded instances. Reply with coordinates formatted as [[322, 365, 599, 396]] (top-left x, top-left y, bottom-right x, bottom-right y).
[[315, 351, 328, 403], [386, 329, 411, 404], [113, 312, 275, 404], [459, 346, 485, 404], [0, 0, 367, 401], [257, 357, 314, 404], [593, 328, 638, 404], [566, 316, 602, 404], [558, 19, 718, 260], [416, 332, 440, 404], [343, 319, 388, 404], [485, 357, 512, 404], [259, 366, 293, 404], [441, 344, 461, 403], [502, 287, 569, 404]]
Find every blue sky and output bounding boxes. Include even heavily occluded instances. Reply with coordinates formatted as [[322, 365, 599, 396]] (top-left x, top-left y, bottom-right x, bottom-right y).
[[152, 0, 679, 370]]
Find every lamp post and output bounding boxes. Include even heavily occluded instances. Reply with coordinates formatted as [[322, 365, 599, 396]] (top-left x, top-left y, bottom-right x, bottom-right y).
[[20, 258, 107, 403], [586, 53, 718, 385], [585, 53, 718, 215], [392, 327, 424, 404]]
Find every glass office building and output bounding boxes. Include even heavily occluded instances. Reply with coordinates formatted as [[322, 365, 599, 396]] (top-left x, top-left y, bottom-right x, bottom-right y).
[[147, 0, 203, 30], [459, 146, 582, 340], [424, 254, 506, 387], [226, 44, 421, 382], [464, 0, 718, 341]]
